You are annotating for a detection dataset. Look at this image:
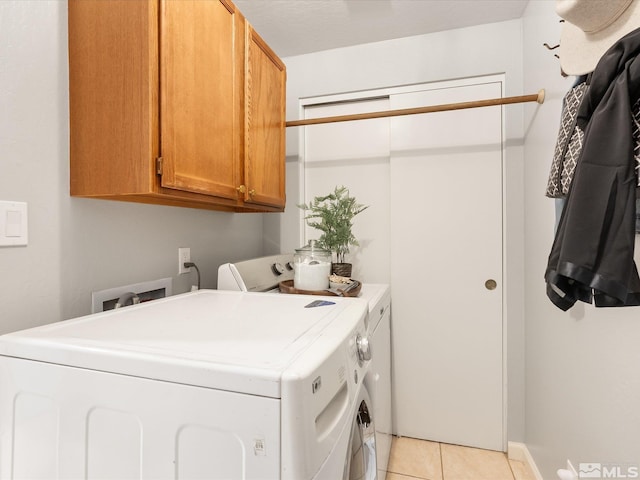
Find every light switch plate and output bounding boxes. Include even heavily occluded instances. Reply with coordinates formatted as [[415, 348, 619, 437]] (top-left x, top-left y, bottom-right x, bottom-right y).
[[0, 201, 28, 247]]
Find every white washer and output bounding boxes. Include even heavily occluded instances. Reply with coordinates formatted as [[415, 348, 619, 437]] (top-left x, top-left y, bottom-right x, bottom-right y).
[[218, 255, 391, 479], [0, 289, 373, 480]]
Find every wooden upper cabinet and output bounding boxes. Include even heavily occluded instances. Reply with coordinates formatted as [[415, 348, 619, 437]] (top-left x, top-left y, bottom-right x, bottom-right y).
[[68, 0, 286, 212], [243, 25, 286, 209]]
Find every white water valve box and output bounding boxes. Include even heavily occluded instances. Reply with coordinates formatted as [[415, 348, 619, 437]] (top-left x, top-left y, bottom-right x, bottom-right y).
[[0, 201, 28, 247]]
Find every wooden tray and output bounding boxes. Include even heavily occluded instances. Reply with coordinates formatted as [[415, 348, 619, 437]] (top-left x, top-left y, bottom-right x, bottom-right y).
[[278, 279, 361, 297]]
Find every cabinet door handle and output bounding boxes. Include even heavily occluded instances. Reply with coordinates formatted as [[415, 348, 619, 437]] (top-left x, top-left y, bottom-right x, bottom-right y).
[[236, 185, 246, 194], [249, 189, 256, 197]]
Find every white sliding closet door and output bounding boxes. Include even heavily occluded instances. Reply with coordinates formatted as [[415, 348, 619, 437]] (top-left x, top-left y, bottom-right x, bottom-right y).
[[303, 98, 391, 283], [390, 80, 504, 450]]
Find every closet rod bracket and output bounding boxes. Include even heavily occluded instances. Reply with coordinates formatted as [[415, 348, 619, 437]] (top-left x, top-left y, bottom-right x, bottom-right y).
[[537, 89, 546, 104]]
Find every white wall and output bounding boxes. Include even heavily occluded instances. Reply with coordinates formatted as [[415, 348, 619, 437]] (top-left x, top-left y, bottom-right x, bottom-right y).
[[523, 1, 640, 478], [272, 19, 528, 442], [0, 1, 265, 334]]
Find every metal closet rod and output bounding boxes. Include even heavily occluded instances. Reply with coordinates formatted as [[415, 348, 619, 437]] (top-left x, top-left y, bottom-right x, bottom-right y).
[[285, 89, 546, 127]]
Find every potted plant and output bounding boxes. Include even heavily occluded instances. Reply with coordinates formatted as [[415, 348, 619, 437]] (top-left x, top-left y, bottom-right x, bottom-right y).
[[298, 185, 368, 277]]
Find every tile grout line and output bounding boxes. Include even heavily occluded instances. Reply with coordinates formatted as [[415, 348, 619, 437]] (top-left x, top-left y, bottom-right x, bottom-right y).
[[506, 453, 517, 480], [387, 472, 434, 480], [439, 442, 445, 480]]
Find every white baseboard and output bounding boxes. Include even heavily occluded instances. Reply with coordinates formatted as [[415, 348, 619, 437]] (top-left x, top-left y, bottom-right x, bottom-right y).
[[508, 441, 544, 480]]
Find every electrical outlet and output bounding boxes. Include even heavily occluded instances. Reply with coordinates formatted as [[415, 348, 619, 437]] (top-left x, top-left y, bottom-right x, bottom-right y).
[[178, 247, 191, 275]]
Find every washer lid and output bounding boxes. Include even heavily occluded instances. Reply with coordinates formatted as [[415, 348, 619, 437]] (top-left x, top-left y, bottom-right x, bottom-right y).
[[0, 290, 368, 398]]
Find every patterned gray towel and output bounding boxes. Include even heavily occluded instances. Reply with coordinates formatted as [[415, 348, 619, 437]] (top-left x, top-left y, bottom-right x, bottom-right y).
[[546, 81, 587, 198]]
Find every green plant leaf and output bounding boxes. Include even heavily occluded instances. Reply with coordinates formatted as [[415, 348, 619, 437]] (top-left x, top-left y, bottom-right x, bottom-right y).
[[298, 186, 369, 263]]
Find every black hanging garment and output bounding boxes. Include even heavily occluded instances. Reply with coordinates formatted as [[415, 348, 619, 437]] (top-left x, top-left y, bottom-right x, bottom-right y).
[[545, 27, 640, 310]]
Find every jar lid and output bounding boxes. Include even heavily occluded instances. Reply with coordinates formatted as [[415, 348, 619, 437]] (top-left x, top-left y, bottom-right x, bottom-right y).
[[295, 240, 330, 255]]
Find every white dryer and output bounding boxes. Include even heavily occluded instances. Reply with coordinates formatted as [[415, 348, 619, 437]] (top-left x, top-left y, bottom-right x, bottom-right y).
[[218, 254, 391, 479], [359, 284, 392, 480], [0, 290, 374, 480]]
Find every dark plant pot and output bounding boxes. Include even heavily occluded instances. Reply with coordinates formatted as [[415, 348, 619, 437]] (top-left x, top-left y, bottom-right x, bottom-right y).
[[331, 263, 352, 277]]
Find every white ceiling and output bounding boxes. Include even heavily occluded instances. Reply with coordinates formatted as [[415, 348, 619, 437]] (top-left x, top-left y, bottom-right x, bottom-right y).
[[234, 0, 530, 58]]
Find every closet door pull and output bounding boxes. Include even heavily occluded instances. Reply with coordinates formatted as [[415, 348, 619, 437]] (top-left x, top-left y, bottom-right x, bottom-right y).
[[485, 279, 497, 290]]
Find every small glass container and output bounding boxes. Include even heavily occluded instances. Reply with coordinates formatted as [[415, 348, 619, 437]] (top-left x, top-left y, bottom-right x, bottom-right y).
[[293, 240, 332, 291]]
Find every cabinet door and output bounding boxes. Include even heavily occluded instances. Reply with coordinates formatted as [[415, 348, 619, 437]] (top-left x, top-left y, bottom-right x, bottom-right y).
[[243, 25, 286, 209], [160, 0, 243, 200], [69, 0, 158, 197]]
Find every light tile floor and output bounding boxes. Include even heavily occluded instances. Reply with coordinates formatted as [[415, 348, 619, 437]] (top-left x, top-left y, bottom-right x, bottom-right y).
[[384, 436, 534, 480]]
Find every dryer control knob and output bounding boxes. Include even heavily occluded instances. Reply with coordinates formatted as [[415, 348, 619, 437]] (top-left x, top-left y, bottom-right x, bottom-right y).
[[271, 263, 285, 275], [356, 334, 372, 363]]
